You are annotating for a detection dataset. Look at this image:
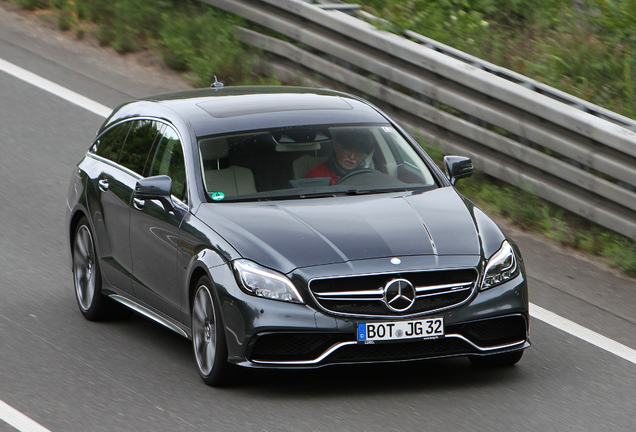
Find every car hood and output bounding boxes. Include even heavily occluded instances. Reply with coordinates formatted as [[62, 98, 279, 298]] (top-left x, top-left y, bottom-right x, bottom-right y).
[[195, 187, 484, 274]]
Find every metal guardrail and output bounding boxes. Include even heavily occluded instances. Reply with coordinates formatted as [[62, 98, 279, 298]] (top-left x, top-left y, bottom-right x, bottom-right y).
[[201, 0, 636, 239]]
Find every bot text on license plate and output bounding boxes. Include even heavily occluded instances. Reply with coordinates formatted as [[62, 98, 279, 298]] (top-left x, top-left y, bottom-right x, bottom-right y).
[[357, 318, 444, 344]]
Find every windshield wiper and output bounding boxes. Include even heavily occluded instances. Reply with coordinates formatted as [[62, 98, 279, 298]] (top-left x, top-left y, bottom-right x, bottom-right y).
[[346, 186, 437, 195], [299, 192, 339, 199], [343, 188, 408, 195], [302, 188, 412, 197]]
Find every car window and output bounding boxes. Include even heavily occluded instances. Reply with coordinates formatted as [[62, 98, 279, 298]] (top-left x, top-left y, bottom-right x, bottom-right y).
[[147, 126, 187, 203], [198, 124, 437, 202], [119, 120, 162, 175], [92, 122, 132, 162]]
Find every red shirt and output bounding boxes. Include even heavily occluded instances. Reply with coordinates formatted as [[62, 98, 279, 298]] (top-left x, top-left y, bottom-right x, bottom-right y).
[[306, 162, 339, 185]]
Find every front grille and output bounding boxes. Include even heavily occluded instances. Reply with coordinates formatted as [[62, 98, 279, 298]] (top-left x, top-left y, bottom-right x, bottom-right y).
[[309, 269, 477, 317]]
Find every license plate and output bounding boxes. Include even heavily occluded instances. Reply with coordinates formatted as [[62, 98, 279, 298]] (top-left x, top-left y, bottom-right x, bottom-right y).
[[357, 318, 444, 343]]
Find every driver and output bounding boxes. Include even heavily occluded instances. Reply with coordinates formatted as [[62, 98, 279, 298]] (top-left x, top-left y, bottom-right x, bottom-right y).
[[306, 129, 375, 185]]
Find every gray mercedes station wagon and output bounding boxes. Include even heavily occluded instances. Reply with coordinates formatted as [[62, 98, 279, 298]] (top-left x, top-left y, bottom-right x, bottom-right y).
[[66, 86, 529, 386]]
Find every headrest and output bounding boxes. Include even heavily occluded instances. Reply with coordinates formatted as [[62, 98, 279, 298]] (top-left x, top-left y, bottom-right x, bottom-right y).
[[199, 137, 229, 160], [333, 129, 375, 154]]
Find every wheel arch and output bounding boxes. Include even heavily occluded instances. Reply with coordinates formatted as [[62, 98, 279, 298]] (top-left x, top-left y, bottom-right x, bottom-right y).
[[185, 244, 234, 312], [188, 265, 211, 313], [69, 209, 88, 254], [68, 207, 92, 273]]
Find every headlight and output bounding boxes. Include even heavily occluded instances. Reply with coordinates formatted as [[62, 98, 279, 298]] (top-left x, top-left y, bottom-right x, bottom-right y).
[[233, 260, 304, 304], [481, 240, 517, 290]]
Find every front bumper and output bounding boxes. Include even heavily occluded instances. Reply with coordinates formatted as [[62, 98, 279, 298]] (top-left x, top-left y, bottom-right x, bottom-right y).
[[245, 314, 528, 367], [211, 260, 529, 369]]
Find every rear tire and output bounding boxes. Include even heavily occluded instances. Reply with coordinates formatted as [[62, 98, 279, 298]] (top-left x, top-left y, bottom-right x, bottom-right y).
[[191, 276, 236, 386], [469, 350, 524, 367]]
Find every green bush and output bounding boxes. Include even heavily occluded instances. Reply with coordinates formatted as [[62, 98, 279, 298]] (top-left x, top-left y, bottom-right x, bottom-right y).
[[158, 5, 263, 86], [75, 0, 170, 53], [9, 0, 48, 10], [604, 237, 636, 277], [37, 0, 273, 86], [352, 0, 636, 119]]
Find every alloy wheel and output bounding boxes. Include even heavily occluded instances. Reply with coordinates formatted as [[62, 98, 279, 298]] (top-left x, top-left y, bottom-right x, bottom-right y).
[[74, 224, 96, 311], [192, 285, 217, 376]]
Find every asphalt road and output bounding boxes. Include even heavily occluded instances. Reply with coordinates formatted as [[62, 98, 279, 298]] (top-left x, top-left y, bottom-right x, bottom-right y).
[[1, 3, 635, 431]]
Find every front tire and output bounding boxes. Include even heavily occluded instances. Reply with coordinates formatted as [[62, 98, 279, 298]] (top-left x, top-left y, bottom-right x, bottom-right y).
[[73, 217, 111, 321], [192, 277, 235, 386]]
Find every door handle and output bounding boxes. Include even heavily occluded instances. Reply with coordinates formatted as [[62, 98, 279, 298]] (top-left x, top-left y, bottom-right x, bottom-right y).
[[98, 178, 109, 192], [133, 197, 145, 210]]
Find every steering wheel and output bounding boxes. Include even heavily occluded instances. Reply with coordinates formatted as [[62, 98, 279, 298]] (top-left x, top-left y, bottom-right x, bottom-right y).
[[335, 168, 381, 184]]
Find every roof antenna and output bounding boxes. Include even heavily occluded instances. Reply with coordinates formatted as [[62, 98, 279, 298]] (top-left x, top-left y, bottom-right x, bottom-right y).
[[211, 76, 224, 89]]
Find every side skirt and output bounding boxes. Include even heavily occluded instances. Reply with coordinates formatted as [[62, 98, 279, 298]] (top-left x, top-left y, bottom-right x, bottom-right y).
[[109, 294, 192, 340]]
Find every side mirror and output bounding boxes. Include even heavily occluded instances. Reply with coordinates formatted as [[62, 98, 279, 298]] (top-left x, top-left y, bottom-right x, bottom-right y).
[[134, 175, 174, 212], [444, 156, 473, 186]]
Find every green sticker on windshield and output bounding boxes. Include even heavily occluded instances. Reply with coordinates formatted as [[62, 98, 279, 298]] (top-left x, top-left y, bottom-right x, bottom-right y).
[[210, 192, 225, 201]]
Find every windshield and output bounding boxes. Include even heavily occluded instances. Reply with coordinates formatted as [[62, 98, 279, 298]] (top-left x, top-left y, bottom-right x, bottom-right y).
[[198, 124, 438, 202]]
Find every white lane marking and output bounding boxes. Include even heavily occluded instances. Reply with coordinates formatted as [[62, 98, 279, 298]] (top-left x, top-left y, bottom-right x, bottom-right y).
[[0, 58, 111, 118], [0, 399, 52, 432], [530, 303, 636, 365]]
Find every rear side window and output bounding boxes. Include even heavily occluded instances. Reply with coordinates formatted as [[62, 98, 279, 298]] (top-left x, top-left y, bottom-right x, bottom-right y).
[[92, 122, 131, 162], [119, 120, 163, 175]]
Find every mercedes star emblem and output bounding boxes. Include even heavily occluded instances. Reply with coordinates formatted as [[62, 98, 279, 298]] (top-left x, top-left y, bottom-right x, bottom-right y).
[[383, 278, 416, 312]]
